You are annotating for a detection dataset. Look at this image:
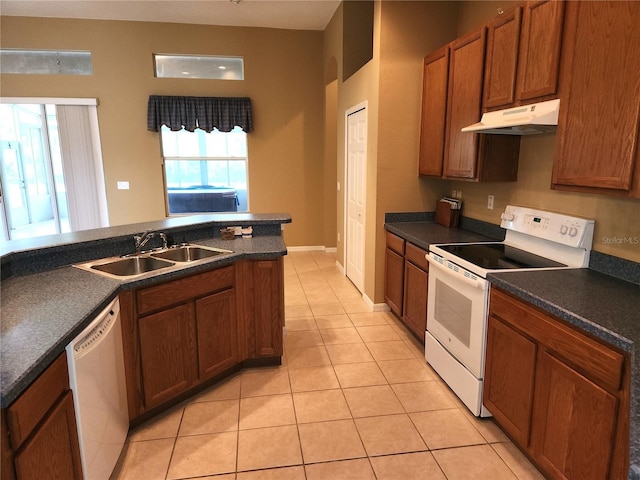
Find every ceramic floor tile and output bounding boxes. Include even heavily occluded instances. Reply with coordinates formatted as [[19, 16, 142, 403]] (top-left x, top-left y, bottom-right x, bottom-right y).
[[326, 343, 374, 364], [237, 425, 303, 471], [492, 442, 546, 480], [355, 414, 427, 456], [431, 444, 517, 480], [285, 304, 314, 319], [304, 458, 376, 480], [341, 300, 371, 314], [239, 394, 296, 430], [377, 358, 435, 384], [320, 327, 363, 345], [288, 365, 340, 392], [285, 318, 318, 332], [127, 405, 183, 441], [305, 289, 340, 303], [370, 452, 447, 480], [314, 314, 353, 329], [293, 389, 352, 423], [365, 340, 416, 361], [241, 368, 291, 397], [334, 362, 388, 388], [284, 330, 324, 349], [356, 325, 401, 342], [348, 312, 391, 326], [410, 409, 487, 449], [236, 465, 306, 480], [298, 419, 366, 464], [111, 438, 174, 480], [342, 385, 404, 418], [167, 431, 238, 479], [190, 374, 242, 402], [309, 303, 346, 316], [286, 345, 331, 368], [179, 399, 239, 435], [391, 382, 459, 413], [461, 407, 510, 443]]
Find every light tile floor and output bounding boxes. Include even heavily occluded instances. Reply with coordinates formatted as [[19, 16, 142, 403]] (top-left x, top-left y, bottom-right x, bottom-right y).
[[111, 251, 545, 480]]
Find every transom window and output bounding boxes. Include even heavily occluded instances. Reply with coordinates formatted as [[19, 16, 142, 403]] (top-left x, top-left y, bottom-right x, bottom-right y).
[[160, 126, 248, 215]]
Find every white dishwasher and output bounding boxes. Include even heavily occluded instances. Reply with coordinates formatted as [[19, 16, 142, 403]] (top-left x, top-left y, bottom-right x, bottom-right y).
[[66, 297, 128, 480]]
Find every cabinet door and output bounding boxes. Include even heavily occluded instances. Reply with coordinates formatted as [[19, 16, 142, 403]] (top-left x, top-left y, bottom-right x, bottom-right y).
[[139, 303, 197, 408], [402, 261, 427, 342], [196, 289, 238, 380], [419, 46, 449, 176], [384, 248, 404, 317], [252, 259, 284, 358], [483, 6, 522, 109], [516, 0, 564, 102], [530, 351, 618, 480], [552, 1, 640, 195], [14, 391, 82, 480], [484, 315, 537, 446], [443, 28, 486, 179]]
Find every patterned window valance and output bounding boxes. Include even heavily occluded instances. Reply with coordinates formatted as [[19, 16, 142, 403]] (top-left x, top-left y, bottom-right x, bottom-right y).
[[147, 95, 253, 133]]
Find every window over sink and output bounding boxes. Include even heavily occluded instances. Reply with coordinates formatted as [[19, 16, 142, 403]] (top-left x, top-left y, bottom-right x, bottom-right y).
[[160, 126, 248, 215]]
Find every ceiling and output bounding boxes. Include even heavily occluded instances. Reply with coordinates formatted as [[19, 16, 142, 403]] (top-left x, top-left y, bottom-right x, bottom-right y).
[[0, 0, 342, 31]]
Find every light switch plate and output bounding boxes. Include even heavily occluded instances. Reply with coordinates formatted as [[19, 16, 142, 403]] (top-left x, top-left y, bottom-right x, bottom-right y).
[[117, 181, 130, 190]]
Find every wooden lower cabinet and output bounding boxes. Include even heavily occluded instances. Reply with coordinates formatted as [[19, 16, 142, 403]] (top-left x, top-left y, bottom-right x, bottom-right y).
[[485, 288, 629, 480], [139, 303, 198, 409], [197, 289, 238, 379], [384, 247, 404, 317], [122, 260, 283, 420], [2, 354, 83, 480], [13, 392, 82, 480], [531, 351, 618, 480], [484, 314, 536, 446], [402, 243, 429, 342]]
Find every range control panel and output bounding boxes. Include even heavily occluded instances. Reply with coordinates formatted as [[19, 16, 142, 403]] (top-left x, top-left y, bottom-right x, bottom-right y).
[[500, 205, 595, 249]]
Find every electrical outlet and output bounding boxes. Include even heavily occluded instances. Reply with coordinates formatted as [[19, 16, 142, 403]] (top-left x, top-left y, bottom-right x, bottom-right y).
[[488, 195, 494, 210], [117, 181, 129, 190]]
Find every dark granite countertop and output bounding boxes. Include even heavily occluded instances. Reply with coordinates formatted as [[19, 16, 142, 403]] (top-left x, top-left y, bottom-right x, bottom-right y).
[[385, 221, 500, 250], [385, 218, 640, 478], [1, 223, 288, 407]]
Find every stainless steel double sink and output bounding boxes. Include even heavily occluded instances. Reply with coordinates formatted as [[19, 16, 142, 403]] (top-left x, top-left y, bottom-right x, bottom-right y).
[[75, 244, 233, 279]]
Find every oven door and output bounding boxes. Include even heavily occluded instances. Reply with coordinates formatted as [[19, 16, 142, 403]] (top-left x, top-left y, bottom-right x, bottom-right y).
[[426, 253, 489, 378]]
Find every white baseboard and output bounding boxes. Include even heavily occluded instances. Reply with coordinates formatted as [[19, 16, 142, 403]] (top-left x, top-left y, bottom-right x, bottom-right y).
[[363, 294, 391, 312], [335, 260, 345, 274], [287, 245, 337, 253]]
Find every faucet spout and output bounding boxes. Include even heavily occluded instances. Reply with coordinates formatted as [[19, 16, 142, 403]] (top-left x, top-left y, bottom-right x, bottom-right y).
[[134, 230, 156, 253]]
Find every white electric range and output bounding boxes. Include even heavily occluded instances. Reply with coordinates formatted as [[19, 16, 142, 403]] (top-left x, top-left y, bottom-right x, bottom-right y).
[[425, 205, 595, 416]]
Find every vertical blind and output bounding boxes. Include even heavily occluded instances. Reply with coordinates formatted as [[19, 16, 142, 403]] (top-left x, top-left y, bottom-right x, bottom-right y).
[[147, 95, 253, 133]]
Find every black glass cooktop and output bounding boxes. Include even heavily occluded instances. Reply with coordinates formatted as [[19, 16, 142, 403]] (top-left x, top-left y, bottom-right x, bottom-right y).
[[438, 243, 568, 270]]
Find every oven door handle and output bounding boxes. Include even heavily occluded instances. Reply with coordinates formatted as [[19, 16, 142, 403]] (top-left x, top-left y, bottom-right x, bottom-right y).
[[427, 255, 485, 289]]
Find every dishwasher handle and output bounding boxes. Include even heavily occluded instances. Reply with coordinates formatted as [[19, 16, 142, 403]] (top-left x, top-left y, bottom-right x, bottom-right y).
[[71, 298, 121, 359]]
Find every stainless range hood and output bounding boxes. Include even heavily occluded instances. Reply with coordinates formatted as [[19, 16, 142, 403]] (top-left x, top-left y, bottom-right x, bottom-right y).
[[461, 99, 560, 135]]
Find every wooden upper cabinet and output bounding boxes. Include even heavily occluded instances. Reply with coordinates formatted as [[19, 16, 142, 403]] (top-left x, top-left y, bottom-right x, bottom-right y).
[[418, 46, 449, 176], [516, 0, 565, 102], [552, 1, 640, 196], [444, 28, 486, 179], [483, 6, 522, 109], [483, 1, 564, 110]]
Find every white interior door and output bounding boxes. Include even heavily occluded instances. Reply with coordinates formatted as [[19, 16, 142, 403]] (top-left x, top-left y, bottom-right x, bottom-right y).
[[345, 106, 366, 293]]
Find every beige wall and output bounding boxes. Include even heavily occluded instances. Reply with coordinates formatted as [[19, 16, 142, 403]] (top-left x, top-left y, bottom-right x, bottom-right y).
[[324, 1, 459, 303], [0, 16, 325, 247], [452, 1, 640, 263]]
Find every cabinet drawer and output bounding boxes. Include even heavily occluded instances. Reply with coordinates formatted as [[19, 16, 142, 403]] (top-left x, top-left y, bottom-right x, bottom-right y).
[[404, 243, 429, 271], [137, 266, 234, 315], [7, 354, 69, 448], [385, 231, 405, 255], [490, 288, 624, 392]]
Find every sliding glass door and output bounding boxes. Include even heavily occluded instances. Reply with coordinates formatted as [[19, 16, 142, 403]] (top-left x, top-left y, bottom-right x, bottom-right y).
[[0, 102, 107, 241]]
